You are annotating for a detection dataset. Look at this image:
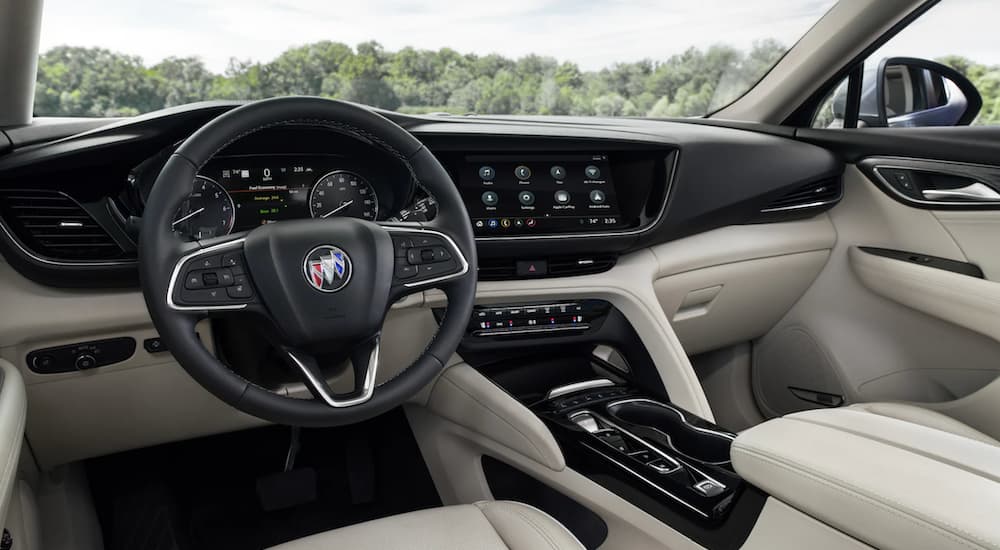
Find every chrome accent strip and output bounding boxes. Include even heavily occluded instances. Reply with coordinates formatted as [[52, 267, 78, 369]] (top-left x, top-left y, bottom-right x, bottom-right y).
[[472, 324, 590, 337], [165, 238, 248, 312], [546, 379, 614, 399], [922, 182, 1000, 201], [581, 443, 708, 518], [286, 336, 380, 408], [473, 153, 678, 241], [863, 157, 1000, 208], [759, 197, 843, 213], [380, 225, 470, 289]]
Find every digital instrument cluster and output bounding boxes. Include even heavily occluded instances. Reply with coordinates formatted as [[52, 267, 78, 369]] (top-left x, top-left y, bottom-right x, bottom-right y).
[[171, 155, 419, 240]]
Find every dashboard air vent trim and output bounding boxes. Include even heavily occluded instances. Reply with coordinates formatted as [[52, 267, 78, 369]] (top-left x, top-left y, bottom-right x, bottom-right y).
[[760, 177, 843, 213], [0, 189, 133, 266]]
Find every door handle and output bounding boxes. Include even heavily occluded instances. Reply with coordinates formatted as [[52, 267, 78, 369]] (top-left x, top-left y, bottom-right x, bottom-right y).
[[922, 182, 1000, 201]]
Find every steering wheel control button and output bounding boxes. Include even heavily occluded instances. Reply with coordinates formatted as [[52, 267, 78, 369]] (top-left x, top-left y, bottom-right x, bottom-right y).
[[185, 273, 204, 289], [514, 165, 532, 180], [395, 263, 418, 279], [585, 165, 601, 179], [481, 191, 499, 206], [478, 166, 496, 181], [195, 255, 222, 270], [554, 190, 571, 204], [550, 166, 566, 180], [222, 253, 242, 268], [518, 191, 536, 206], [392, 237, 412, 257], [227, 283, 253, 299], [303, 245, 352, 293]]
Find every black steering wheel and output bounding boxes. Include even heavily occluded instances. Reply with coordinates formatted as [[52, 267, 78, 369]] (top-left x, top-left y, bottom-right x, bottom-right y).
[[139, 97, 477, 427]]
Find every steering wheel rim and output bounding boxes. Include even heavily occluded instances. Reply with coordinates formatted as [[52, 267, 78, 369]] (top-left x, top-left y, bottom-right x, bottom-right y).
[[138, 97, 477, 427]]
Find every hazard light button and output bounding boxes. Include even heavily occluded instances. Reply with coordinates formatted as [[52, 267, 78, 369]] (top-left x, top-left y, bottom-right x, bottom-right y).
[[515, 260, 547, 277]]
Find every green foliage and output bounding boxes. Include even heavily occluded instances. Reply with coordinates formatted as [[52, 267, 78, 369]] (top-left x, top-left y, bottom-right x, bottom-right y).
[[33, 41, 1000, 126], [937, 55, 1000, 126]]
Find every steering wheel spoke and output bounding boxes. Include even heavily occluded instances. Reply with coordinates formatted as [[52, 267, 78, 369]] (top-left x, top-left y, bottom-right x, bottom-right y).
[[284, 335, 381, 408], [379, 222, 471, 301]]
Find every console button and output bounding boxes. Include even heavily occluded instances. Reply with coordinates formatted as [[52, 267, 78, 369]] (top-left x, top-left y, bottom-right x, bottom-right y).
[[143, 338, 167, 353], [646, 458, 678, 474], [516, 260, 547, 277], [628, 450, 655, 463]]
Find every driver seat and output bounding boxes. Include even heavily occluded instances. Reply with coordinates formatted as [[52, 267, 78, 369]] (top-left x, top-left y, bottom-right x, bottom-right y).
[[268, 501, 585, 550]]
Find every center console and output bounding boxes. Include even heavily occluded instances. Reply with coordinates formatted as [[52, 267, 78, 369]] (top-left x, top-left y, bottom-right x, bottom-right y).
[[535, 381, 743, 522], [445, 298, 766, 549]]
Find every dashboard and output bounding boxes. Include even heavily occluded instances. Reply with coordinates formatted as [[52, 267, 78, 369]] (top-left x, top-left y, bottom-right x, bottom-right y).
[[0, 102, 843, 287]]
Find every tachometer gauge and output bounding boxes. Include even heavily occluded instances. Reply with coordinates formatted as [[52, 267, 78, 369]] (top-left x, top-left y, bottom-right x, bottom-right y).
[[309, 170, 379, 221], [171, 176, 235, 240]]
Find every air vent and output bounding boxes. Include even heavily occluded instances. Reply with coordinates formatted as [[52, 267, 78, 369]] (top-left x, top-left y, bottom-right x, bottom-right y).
[[478, 255, 617, 281], [0, 190, 127, 261], [761, 178, 843, 213]]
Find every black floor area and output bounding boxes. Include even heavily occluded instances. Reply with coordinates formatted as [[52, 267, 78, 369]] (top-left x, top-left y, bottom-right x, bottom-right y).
[[86, 408, 442, 550]]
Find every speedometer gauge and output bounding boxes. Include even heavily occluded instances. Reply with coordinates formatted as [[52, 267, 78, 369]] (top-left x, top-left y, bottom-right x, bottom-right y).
[[171, 176, 235, 240], [309, 170, 379, 221]]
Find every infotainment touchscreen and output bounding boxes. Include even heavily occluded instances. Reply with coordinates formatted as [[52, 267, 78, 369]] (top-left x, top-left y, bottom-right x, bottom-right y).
[[460, 154, 625, 236]]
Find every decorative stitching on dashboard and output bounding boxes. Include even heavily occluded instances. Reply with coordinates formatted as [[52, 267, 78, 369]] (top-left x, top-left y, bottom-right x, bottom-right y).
[[733, 444, 994, 550]]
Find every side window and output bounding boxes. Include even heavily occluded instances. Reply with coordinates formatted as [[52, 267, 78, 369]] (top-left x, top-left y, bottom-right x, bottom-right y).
[[812, 0, 999, 128]]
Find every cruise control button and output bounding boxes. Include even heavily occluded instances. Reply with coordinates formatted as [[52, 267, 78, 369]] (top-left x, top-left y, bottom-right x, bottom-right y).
[[431, 246, 451, 261], [227, 283, 252, 299], [193, 255, 221, 270], [218, 268, 235, 286], [222, 253, 241, 268]]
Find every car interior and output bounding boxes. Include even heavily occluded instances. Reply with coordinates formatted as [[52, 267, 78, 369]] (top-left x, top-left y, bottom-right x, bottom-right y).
[[1, 0, 999, 549]]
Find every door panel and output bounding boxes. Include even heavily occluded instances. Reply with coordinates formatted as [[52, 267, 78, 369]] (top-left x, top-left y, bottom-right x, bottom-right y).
[[753, 163, 1000, 417]]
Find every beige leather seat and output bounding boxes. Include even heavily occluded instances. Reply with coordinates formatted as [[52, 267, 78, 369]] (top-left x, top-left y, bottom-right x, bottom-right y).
[[268, 501, 585, 550], [848, 402, 999, 445]]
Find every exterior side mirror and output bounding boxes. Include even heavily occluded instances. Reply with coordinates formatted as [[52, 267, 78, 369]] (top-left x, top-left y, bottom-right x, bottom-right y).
[[864, 57, 982, 128]]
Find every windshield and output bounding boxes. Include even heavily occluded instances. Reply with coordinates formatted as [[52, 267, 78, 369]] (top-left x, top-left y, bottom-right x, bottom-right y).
[[34, 0, 835, 118]]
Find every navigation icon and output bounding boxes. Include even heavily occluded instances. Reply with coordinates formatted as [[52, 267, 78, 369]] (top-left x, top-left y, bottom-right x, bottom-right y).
[[550, 166, 566, 180]]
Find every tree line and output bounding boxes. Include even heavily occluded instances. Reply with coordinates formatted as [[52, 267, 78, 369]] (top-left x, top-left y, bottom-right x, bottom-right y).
[[33, 41, 1000, 125]]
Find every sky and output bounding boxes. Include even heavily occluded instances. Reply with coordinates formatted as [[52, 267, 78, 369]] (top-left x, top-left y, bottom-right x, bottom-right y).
[[37, 0, 998, 73]]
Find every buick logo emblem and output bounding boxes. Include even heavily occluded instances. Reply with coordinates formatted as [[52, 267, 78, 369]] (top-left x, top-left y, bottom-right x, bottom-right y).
[[303, 245, 352, 292]]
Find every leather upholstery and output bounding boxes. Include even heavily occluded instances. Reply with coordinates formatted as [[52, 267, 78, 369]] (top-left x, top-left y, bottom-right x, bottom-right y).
[[267, 501, 584, 550], [0, 359, 26, 529], [846, 402, 998, 445], [732, 403, 1000, 550]]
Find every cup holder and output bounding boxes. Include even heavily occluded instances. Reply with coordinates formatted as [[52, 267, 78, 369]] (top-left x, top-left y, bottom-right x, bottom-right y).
[[605, 399, 735, 465]]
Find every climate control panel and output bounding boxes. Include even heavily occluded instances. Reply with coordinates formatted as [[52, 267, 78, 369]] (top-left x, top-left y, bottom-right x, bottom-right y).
[[464, 300, 611, 337]]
